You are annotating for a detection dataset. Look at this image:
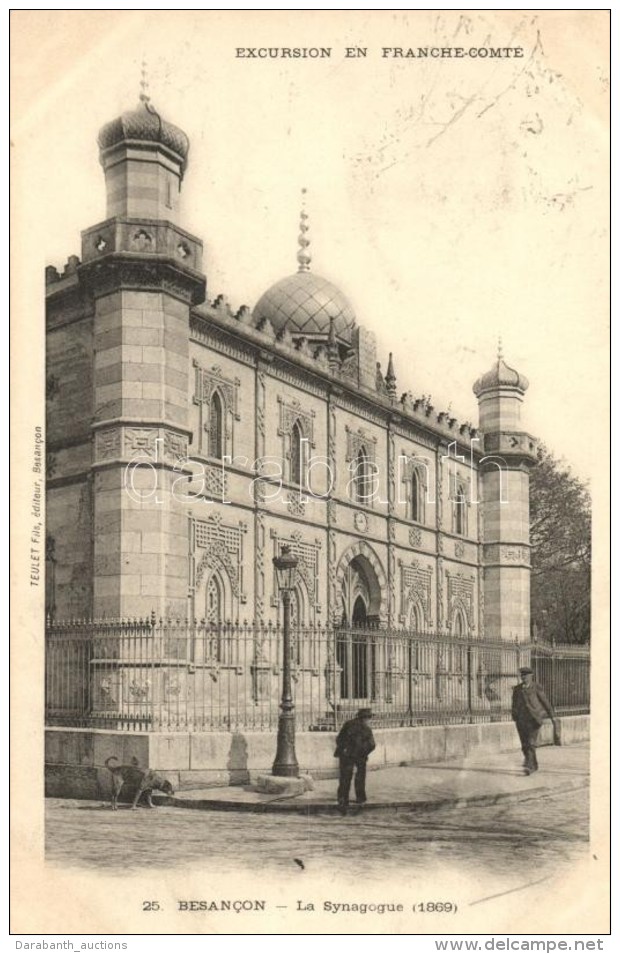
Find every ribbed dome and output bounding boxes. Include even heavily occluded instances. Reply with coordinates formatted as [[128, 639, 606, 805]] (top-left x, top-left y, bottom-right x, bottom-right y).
[[473, 356, 529, 397], [98, 100, 189, 174], [253, 272, 356, 340]]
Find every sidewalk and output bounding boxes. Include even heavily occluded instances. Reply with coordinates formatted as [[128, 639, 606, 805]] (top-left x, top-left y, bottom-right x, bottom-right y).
[[165, 741, 589, 814]]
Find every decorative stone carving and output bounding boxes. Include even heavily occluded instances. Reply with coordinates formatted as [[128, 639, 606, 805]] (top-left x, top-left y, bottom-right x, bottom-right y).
[[163, 430, 188, 462], [400, 560, 433, 626], [191, 515, 247, 615], [193, 361, 241, 458], [95, 428, 122, 460], [130, 228, 153, 252], [454, 541, 465, 559], [203, 464, 227, 501], [345, 425, 377, 462], [278, 396, 315, 445], [271, 530, 322, 619], [328, 529, 338, 623], [125, 428, 154, 455], [437, 557, 444, 629], [483, 544, 530, 565], [387, 431, 396, 515], [286, 492, 306, 517], [409, 527, 422, 547], [354, 511, 368, 533], [128, 679, 150, 700], [255, 511, 265, 622], [447, 571, 475, 631], [326, 498, 337, 525]]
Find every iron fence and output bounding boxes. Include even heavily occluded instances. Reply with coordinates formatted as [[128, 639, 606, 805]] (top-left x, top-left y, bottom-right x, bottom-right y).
[[45, 617, 590, 732]]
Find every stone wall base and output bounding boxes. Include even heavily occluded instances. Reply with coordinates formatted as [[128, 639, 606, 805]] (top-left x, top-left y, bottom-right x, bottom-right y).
[[45, 716, 590, 800]]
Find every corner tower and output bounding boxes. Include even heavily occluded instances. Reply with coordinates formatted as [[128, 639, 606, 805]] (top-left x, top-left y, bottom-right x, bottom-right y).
[[473, 344, 538, 642], [79, 86, 206, 617]]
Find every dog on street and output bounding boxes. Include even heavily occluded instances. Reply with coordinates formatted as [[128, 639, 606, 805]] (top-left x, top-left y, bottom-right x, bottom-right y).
[[104, 756, 175, 810]]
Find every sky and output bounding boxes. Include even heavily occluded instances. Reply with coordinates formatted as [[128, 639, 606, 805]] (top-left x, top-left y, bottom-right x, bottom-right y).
[[12, 9, 609, 483]]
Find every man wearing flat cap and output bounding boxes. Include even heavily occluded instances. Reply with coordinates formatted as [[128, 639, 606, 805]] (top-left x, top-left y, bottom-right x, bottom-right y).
[[512, 666, 559, 774], [334, 708, 376, 815]]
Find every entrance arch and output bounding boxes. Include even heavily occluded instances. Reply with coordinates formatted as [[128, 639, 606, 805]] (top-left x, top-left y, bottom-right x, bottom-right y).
[[335, 542, 387, 703], [335, 541, 387, 626]]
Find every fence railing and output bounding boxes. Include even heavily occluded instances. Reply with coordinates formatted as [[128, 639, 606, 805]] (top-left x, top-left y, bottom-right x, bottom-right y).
[[45, 618, 590, 732]]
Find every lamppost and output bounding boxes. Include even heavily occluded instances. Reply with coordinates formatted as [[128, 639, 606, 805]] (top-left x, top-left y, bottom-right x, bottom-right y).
[[272, 545, 299, 778]]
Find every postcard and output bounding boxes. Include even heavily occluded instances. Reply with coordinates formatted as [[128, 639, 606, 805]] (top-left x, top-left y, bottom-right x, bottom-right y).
[[10, 8, 610, 937]]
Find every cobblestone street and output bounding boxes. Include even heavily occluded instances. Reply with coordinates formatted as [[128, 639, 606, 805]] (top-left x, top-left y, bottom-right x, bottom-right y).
[[46, 783, 589, 884]]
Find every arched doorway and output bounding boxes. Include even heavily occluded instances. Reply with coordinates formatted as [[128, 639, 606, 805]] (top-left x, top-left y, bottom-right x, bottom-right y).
[[336, 549, 385, 702], [352, 594, 368, 626]]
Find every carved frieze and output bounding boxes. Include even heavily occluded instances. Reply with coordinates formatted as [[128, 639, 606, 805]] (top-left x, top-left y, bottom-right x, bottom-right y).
[[93, 425, 189, 466], [483, 544, 531, 565]]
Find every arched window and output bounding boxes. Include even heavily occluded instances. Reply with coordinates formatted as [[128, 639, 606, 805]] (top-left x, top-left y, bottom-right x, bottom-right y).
[[411, 470, 420, 522], [451, 607, 468, 674], [454, 482, 467, 536], [208, 391, 224, 460], [454, 609, 466, 637], [290, 421, 303, 486], [355, 446, 371, 504], [206, 573, 223, 623]]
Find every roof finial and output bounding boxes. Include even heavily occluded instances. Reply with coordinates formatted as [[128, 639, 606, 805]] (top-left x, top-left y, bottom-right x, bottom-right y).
[[296, 187, 311, 273], [385, 352, 397, 402], [139, 59, 150, 105], [497, 336, 504, 362]]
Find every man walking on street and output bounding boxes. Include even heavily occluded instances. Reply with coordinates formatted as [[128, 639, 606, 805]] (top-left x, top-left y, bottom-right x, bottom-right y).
[[511, 666, 559, 775], [334, 708, 376, 815]]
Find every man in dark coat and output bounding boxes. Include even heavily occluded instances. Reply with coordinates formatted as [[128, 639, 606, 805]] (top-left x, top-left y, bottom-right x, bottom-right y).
[[511, 666, 559, 774], [334, 708, 376, 815]]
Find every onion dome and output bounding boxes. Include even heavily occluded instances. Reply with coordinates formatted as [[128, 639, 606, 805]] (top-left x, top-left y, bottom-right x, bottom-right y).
[[473, 339, 529, 397], [98, 65, 189, 176], [253, 190, 356, 341]]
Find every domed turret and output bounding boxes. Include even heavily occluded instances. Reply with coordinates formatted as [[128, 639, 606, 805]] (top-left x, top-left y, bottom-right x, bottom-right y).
[[98, 100, 189, 177], [473, 349, 529, 398], [473, 339, 532, 440], [253, 191, 356, 343], [97, 65, 189, 223]]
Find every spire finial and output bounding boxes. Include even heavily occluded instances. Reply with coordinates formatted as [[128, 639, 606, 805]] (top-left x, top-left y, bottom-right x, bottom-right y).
[[497, 336, 504, 362], [296, 187, 311, 273], [140, 59, 150, 104], [386, 352, 397, 402]]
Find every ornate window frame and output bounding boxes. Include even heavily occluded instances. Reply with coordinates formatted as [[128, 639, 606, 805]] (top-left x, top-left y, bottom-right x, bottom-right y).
[[399, 559, 433, 629], [277, 396, 315, 488], [193, 361, 241, 461], [450, 473, 470, 537], [189, 514, 248, 623], [345, 426, 378, 508], [400, 452, 429, 524]]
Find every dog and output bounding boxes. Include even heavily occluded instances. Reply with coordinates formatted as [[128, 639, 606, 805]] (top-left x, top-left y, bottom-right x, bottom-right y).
[[104, 756, 175, 810]]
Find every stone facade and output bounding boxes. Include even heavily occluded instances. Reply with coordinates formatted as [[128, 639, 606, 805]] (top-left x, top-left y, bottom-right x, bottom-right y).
[[45, 94, 538, 647]]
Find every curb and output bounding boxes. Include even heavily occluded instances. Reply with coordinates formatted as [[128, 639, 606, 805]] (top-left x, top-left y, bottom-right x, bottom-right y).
[[164, 777, 588, 815]]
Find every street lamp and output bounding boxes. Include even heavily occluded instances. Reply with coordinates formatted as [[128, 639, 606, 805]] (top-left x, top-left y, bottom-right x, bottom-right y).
[[272, 545, 299, 778]]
